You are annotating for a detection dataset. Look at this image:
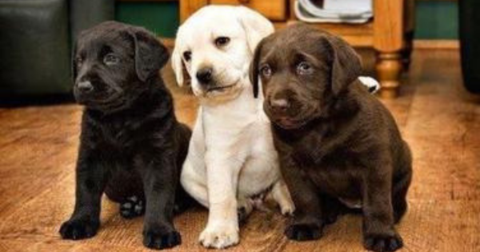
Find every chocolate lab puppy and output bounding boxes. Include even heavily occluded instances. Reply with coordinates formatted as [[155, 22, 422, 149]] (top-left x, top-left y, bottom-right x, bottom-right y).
[[250, 24, 412, 252], [59, 21, 192, 250]]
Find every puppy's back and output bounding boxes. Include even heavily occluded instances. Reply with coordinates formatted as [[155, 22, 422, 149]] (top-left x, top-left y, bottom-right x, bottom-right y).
[[349, 81, 411, 175]]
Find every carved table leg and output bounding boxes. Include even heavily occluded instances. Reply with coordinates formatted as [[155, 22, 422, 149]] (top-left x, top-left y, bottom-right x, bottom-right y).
[[376, 52, 403, 99]]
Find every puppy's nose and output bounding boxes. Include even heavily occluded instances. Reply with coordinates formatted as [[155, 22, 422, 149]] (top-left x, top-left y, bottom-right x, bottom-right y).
[[269, 98, 290, 113], [196, 68, 213, 85], [77, 81, 94, 93]]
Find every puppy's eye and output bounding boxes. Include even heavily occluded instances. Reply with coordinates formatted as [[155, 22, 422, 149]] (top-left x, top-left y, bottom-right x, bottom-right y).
[[183, 51, 192, 62], [215, 37, 230, 47], [260, 65, 272, 78], [297, 62, 313, 75], [104, 54, 119, 66]]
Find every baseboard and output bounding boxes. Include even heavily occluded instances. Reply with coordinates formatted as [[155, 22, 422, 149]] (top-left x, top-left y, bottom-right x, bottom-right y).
[[413, 39, 459, 50]]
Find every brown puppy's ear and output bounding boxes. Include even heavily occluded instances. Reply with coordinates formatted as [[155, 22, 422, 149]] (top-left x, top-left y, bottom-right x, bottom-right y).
[[249, 38, 265, 98], [322, 34, 362, 96], [130, 28, 169, 82]]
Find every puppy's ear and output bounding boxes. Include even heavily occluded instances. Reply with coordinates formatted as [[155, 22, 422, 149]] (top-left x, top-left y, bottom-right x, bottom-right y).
[[249, 38, 265, 98], [171, 43, 190, 86], [130, 28, 169, 82], [321, 34, 362, 96], [237, 6, 274, 54]]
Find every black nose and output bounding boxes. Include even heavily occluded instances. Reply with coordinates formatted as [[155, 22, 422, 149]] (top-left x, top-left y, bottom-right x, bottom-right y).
[[269, 98, 290, 113], [77, 81, 94, 93], [196, 68, 213, 84]]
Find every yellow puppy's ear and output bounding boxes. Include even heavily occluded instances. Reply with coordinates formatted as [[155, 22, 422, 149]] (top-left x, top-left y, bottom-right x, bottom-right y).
[[236, 6, 274, 54], [171, 44, 188, 87]]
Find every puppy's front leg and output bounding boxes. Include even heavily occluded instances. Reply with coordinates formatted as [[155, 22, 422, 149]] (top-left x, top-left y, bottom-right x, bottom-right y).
[[281, 155, 324, 241], [138, 155, 181, 250], [199, 154, 241, 249], [362, 165, 403, 252], [59, 147, 107, 240]]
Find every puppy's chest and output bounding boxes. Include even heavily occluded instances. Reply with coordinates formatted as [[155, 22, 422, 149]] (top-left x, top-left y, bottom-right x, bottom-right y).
[[306, 162, 362, 199], [290, 138, 363, 199], [94, 119, 155, 151], [100, 123, 137, 147]]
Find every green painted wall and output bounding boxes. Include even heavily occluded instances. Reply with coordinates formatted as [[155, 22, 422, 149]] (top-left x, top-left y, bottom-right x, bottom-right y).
[[116, 1, 458, 39], [415, 1, 458, 39], [115, 1, 179, 37]]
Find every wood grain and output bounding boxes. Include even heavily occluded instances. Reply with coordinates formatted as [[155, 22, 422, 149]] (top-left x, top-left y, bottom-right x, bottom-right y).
[[210, 0, 287, 21], [179, 0, 208, 23], [413, 40, 460, 50], [0, 49, 479, 251], [373, 0, 404, 52]]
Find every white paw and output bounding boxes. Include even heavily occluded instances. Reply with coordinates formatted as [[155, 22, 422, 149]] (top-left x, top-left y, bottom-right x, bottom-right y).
[[359, 76, 381, 93], [199, 224, 239, 249], [271, 181, 295, 216], [279, 198, 295, 216]]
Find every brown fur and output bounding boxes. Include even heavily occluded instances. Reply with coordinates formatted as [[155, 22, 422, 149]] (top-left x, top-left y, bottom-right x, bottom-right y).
[[250, 24, 412, 252]]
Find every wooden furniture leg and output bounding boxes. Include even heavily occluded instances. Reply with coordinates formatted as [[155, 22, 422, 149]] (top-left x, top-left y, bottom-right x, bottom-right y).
[[374, 0, 404, 98], [376, 51, 403, 98]]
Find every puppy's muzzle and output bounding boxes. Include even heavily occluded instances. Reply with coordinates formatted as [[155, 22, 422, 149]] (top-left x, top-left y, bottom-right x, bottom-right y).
[[76, 81, 94, 94], [269, 98, 291, 114], [266, 96, 306, 129], [196, 67, 213, 85]]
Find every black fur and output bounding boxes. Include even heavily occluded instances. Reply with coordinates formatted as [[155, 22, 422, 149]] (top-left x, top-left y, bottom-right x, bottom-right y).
[[59, 21, 192, 250]]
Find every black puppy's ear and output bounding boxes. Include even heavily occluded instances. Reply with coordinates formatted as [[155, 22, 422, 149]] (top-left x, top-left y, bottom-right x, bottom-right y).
[[322, 34, 362, 96], [71, 40, 78, 81], [249, 38, 265, 99], [130, 28, 169, 82]]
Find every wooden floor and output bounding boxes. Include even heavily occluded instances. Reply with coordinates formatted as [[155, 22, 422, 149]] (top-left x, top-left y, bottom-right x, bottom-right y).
[[0, 49, 479, 252]]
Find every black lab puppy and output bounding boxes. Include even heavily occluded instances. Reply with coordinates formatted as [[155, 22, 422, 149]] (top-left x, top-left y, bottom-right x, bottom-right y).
[[250, 24, 412, 252], [59, 21, 191, 250]]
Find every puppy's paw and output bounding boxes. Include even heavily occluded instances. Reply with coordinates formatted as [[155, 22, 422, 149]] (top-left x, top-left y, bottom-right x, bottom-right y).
[[284, 223, 322, 241], [143, 229, 182, 250], [359, 76, 381, 94], [199, 224, 239, 249], [59, 219, 99, 240], [279, 200, 295, 216], [119, 196, 145, 219], [270, 181, 295, 216], [237, 198, 253, 224], [363, 232, 403, 252]]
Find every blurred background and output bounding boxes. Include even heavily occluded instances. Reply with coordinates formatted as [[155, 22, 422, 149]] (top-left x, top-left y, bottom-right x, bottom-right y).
[[115, 0, 457, 39]]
